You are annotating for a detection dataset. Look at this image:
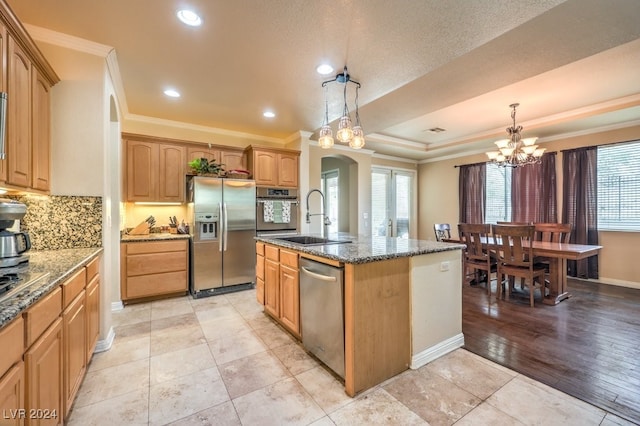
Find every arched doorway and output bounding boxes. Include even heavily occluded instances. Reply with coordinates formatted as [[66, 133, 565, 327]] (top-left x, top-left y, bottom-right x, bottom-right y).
[[321, 155, 358, 235]]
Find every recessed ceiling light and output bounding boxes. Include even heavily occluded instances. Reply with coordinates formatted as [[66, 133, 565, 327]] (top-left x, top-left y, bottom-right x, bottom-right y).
[[177, 10, 202, 27], [316, 64, 334, 75], [263, 111, 276, 118], [164, 89, 180, 98]]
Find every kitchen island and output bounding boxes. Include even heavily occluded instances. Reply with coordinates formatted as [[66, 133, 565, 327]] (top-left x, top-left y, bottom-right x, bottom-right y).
[[255, 234, 465, 397]]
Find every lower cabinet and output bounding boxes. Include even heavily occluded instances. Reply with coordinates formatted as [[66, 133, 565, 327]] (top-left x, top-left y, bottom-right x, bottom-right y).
[[62, 291, 86, 417], [0, 361, 25, 426], [85, 274, 100, 364], [255, 243, 265, 305], [260, 244, 300, 338], [25, 318, 63, 426], [121, 240, 189, 302]]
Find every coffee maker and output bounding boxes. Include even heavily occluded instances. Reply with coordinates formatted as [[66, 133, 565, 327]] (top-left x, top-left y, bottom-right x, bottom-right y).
[[0, 199, 31, 267]]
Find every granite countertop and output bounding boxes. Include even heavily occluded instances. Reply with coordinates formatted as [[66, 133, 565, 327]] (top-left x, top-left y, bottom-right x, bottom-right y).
[[255, 234, 464, 265], [121, 233, 191, 242], [0, 247, 103, 328]]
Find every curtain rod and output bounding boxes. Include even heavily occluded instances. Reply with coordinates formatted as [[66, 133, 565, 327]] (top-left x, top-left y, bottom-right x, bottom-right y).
[[453, 151, 557, 168]]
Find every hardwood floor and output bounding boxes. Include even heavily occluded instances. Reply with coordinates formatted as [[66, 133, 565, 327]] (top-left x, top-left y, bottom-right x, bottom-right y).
[[462, 277, 640, 424]]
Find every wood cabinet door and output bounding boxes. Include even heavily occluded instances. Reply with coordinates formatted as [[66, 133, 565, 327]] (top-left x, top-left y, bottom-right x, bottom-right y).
[[0, 23, 7, 182], [253, 150, 277, 186], [187, 147, 220, 166], [7, 36, 32, 188], [277, 153, 299, 188], [221, 150, 245, 171], [264, 258, 280, 317], [126, 140, 157, 201], [31, 68, 51, 191], [85, 275, 100, 364], [158, 144, 185, 202], [256, 254, 265, 305], [279, 264, 300, 336], [25, 317, 63, 426], [62, 292, 86, 417], [0, 361, 25, 426]]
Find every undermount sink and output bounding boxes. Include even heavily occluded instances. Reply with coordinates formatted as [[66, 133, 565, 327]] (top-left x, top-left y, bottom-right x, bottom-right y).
[[274, 235, 351, 246]]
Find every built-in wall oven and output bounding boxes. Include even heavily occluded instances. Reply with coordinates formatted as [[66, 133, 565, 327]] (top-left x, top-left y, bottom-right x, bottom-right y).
[[256, 187, 299, 236]]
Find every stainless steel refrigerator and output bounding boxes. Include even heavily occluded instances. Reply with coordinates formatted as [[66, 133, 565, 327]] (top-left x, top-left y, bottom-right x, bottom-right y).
[[188, 176, 256, 297]]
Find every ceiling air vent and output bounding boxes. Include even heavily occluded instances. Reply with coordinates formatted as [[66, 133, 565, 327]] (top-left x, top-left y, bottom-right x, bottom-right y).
[[427, 127, 446, 133]]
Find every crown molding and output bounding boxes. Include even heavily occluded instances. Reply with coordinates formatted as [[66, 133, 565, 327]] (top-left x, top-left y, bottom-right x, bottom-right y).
[[24, 23, 113, 57]]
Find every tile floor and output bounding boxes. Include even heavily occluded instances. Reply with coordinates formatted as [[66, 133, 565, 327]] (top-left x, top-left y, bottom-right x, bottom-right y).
[[68, 289, 634, 425]]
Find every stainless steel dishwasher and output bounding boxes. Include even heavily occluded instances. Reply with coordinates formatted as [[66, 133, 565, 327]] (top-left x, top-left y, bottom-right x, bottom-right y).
[[299, 258, 345, 378]]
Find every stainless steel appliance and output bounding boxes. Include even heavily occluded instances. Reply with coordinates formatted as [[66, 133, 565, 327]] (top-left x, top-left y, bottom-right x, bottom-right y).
[[188, 176, 256, 297], [0, 264, 49, 301], [299, 258, 345, 378], [256, 187, 299, 236], [0, 199, 31, 268]]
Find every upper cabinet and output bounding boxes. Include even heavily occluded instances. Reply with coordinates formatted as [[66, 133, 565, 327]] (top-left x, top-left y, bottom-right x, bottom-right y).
[[0, 2, 59, 192], [245, 146, 300, 188], [123, 133, 247, 202], [124, 137, 185, 202]]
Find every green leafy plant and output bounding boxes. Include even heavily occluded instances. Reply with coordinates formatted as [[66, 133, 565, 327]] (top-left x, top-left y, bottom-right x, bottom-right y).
[[188, 158, 224, 175]]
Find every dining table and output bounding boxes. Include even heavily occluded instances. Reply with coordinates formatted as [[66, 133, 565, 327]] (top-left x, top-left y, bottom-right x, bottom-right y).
[[446, 237, 603, 305]]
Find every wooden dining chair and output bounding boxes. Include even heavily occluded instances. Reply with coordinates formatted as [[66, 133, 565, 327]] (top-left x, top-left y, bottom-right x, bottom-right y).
[[434, 223, 451, 242], [493, 224, 547, 307], [534, 223, 572, 243], [458, 223, 496, 295]]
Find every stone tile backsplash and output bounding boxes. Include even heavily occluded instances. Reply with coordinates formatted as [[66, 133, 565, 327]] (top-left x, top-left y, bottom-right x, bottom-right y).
[[7, 195, 102, 250]]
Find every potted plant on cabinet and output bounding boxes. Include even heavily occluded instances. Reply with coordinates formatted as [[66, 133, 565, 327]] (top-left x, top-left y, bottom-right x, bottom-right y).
[[188, 158, 224, 176]]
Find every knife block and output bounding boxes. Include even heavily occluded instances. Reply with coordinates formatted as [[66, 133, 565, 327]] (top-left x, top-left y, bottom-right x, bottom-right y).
[[128, 220, 150, 235]]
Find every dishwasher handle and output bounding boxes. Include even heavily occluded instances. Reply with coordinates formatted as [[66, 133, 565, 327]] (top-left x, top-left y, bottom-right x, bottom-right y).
[[301, 266, 337, 282]]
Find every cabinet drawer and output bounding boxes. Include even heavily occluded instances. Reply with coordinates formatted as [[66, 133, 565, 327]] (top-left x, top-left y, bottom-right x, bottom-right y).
[[24, 287, 62, 348], [280, 249, 298, 268], [126, 271, 187, 299], [265, 245, 279, 261], [62, 268, 87, 308], [256, 242, 264, 256], [126, 240, 187, 255], [86, 256, 100, 282], [0, 317, 24, 375], [127, 251, 187, 276]]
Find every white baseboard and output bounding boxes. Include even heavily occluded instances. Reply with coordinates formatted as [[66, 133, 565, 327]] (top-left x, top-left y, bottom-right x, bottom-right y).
[[94, 326, 115, 353], [111, 301, 124, 311], [594, 277, 640, 290], [410, 333, 465, 369]]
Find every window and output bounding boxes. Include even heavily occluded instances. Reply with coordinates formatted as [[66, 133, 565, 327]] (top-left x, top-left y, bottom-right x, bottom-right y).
[[485, 163, 511, 224], [597, 141, 640, 231]]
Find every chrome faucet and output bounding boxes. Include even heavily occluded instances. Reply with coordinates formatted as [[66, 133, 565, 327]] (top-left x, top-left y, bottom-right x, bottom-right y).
[[305, 189, 331, 236]]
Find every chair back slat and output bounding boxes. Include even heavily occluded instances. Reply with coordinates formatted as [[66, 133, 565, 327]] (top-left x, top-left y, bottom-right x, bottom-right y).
[[434, 223, 451, 241], [458, 223, 491, 262], [534, 223, 572, 243], [493, 224, 535, 268]]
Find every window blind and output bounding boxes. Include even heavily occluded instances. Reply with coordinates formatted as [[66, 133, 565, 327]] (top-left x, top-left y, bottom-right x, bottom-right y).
[[485, 163, 511, 224], [597, 141, 640, 231]]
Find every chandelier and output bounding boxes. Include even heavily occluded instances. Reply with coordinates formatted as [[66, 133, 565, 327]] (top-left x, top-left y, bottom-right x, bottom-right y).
[[486, 103, 545, 167], [318, 66, 365, 150]]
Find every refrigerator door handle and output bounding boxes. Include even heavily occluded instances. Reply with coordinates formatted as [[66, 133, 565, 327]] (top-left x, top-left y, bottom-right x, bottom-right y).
[[219, 202, 223, 252], [223, 202, 229, 251]]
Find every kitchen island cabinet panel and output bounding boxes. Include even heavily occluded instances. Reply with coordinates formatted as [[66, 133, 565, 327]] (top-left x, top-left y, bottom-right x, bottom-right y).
[[279, 263, 299, 336], [85, 275, 100, 363], [62, 291, 86, 417], [256, 242, 265, 305], [24, 287, 61, 348], [264, 258, 279, 318]]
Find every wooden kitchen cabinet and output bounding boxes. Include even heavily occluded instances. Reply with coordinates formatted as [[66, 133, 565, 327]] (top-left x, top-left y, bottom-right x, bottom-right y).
[[25, 317, 63, 426], [0, 361, 25, 426], [279, 250, 300, 336], [6, 35, 31, 188], [62, 291, 86, 417], [187, 145, 245, 172], [187, 146, 220, 165], [259, 244, 300, 338], [85, 275, 100, 363], [121, 239, 189, 302], [125, 139, 185, 202], [0, 6, 58, 192], [255, 242, 265, 305], [221, 150, 246, 171], [31, 67, 52, 191], [245, 146, 299, 188]]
